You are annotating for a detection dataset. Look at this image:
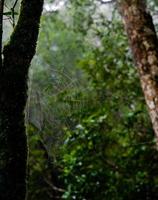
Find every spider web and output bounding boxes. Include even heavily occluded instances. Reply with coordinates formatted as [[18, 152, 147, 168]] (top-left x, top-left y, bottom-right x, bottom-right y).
[[26, 61, 88, 156]]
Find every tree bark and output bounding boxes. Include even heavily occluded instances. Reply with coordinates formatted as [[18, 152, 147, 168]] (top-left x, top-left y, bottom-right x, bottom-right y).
[[118, 0, 158, 146], [0, 0, 43, 199]]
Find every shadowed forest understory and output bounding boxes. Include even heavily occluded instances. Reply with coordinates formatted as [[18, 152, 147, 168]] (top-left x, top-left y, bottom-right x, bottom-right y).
[[1, 0, 158, 200]]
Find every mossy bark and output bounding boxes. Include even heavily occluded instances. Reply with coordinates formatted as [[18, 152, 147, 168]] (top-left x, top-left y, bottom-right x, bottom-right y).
[[0, 0, 43, 199], [119, 0, 158, 146]]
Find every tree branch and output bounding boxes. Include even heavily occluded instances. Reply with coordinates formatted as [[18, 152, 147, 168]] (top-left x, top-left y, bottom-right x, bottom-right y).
[[13, 0, 19, 9], [3, 0, 44, 70]]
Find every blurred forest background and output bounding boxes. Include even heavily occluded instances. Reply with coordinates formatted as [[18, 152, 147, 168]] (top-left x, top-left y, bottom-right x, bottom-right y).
[[4, 0, 158, 199]]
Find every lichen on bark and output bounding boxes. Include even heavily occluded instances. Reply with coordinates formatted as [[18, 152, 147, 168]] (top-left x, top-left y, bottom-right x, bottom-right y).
[[119, 0, 158, 146]]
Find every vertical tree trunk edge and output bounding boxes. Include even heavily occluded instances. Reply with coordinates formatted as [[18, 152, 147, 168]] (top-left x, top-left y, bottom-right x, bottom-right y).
[[0, 0, 44, 199], [118, 0, 158, 147]]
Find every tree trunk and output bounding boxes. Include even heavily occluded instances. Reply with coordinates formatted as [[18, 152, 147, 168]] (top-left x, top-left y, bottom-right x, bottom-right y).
[[0, 0, 43, 199], [118, 0, 158, 145]]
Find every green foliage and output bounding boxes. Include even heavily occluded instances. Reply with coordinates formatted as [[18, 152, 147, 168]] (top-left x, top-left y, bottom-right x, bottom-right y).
[[27, 0, 158, 199], [27, 125, 51, 200], [59, 17, 158, 199], [61, 118, 158, 200]]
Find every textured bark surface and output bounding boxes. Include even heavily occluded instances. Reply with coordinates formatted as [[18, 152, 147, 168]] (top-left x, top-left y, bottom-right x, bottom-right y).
[[0, 0, 43, 199], [119, 0, 158, 145]]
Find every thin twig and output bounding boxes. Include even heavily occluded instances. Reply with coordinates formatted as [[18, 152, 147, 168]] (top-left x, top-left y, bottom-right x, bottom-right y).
[[43, 176, 65, 193], [125, 140, 156, 148], [0, 0, 4, 69], [12, 0, 19, 27], [13, 0, 19, 9], [99, 0, 115, 4]]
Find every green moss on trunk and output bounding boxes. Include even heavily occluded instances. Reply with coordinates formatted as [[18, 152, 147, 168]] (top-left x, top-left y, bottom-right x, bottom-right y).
[[0, 0, 43, 199]]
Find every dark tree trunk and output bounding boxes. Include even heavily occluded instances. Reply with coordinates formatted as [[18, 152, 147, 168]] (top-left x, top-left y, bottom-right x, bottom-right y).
[[118, 0, 158, 146], [0, 0, 43, 199]]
